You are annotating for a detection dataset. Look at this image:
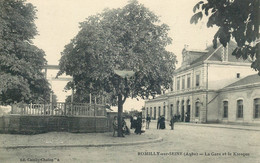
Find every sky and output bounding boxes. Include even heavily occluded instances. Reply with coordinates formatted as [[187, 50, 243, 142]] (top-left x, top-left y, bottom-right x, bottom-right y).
[[27, 0, 217, 111]]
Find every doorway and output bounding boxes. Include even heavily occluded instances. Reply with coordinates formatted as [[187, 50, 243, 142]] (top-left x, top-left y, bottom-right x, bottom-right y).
[[186, 100, 191, 122], [181, 100, 184, 122]]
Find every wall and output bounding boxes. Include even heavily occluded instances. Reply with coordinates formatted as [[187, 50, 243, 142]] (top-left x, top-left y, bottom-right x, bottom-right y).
[[145, 98, 168, 120], [0, 115, 108, 134], [218, 86, 260, 124], [206, 91, 219, 123], [207, 63, 255, 90]]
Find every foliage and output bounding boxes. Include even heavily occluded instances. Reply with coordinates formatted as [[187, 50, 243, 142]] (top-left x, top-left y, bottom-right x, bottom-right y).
[[191, 0, 259, 73], [58, 0, 176, 103], [0, 0, 51, 105], [58, 0, 176, 136]]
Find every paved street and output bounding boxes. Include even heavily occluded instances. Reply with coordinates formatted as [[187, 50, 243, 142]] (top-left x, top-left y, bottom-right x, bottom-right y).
[[0, 121, 259, 163]]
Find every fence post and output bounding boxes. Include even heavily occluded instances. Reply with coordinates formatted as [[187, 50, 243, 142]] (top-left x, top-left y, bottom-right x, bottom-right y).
[[51, 103, 54, 115], [30, 103, 32, 115], [44, 104, 46, 116], [64, 103, 66, 116], [94, 104, 96, 117]]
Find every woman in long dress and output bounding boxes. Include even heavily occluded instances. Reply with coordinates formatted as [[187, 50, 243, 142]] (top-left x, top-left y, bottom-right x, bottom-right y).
[[135, 116, 142, 134], [160, 116, 166, 129]]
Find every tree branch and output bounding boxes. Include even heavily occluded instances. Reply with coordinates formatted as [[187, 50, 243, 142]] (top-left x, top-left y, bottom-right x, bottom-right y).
[[122, 94, 127, 104]]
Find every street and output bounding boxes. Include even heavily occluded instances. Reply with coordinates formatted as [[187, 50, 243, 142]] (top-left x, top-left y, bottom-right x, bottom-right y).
[[0, 121, 259, 163]]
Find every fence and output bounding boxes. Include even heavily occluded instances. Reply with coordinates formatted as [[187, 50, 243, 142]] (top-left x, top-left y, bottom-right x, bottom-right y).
[[11, 102, 106, 117]]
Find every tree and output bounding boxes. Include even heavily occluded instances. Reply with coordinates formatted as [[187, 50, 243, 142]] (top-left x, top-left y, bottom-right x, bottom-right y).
[[191, 0, 259, 73], [58, 0, 176, 137], [0, 0, 51, 105]]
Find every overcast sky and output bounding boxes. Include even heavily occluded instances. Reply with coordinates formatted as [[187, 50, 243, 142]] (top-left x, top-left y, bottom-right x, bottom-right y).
[[27, 0, 217, 110]]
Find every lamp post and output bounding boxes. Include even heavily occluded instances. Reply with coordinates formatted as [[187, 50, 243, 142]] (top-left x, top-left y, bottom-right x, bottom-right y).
[[114, 69, 135, 137]]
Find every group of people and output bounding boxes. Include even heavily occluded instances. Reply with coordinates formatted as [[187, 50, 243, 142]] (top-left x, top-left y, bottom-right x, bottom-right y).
[[130, 115, 145, 134], [112, 114, 179, 137], [157, 116, 166, 129], [157, 114, 178, 130], [112, 116, 130, 137]]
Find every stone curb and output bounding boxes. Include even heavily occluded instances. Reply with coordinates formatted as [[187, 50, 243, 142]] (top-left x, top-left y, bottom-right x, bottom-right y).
[[176, 123, 260, 131], [2, 137, 163, 149]]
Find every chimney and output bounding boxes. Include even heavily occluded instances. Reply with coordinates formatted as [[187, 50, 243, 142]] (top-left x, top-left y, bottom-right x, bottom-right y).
[[182, 44, 190, 66], [222, 43, 228, 62]]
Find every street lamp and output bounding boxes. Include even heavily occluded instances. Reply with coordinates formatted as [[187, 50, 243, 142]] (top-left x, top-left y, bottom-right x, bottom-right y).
[[114, 70, 135, 78]]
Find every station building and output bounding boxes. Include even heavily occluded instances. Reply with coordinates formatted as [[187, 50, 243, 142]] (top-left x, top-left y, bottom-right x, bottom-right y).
[[144, 42, 260, 124]]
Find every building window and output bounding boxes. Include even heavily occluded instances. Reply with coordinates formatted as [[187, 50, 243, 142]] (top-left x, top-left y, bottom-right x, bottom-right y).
[[237, 100, 243, 118], [237, 73, 240, 78], [223, 101, 228, 118], [196, 74, 200, 87], [254, 98, 260, 118], [177, 77, 180, 90], [154, 107, 156, 119], [176, 101, 180, 115], [150, 107, 152, 117], [195, 102, 200, 117], [158, 106, 161, 117], [187, 75, 191, 89], [182, 76, 185, 89]]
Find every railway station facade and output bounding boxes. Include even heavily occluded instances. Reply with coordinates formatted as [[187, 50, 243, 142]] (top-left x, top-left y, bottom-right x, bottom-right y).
[[145, 42, 260, 124]]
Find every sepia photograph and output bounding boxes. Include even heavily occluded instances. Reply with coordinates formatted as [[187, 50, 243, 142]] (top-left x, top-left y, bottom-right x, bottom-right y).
[[0, 0, 259, 162]]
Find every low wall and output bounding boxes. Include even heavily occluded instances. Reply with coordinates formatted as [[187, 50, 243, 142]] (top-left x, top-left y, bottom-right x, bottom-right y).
[[0, 115, 108, 134]]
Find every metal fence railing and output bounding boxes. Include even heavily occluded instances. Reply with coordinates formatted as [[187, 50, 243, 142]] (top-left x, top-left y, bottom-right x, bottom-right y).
[[11, 102, 106, 117]]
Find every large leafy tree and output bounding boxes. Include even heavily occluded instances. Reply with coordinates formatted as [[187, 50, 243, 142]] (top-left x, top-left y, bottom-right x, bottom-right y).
[[191, 0, 259, 73], [0, 0, 51, 105], [58, 0, 176, 137]]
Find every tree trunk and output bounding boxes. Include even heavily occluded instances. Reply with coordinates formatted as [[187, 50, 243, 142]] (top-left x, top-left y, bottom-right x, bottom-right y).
[[117, 94, 124, 137]]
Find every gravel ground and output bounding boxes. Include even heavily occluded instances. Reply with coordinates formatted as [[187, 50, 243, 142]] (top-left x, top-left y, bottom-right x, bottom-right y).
[[0, 121, 259, 163], [0, 131, 158, 148]]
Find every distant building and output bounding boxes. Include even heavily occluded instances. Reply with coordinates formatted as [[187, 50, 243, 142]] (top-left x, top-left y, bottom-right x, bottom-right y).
[[145, 42, 260, 124]]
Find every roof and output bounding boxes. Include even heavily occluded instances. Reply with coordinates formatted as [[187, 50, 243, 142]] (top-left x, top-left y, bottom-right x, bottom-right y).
[[225, 74, 260, 88], [175, 41, 252, 73]]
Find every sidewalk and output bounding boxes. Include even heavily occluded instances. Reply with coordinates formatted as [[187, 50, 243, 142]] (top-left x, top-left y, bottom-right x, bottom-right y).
[[0, 130, 162, 149], [148, 120, 260, 131], [149, 120, 260, 131], [176, 122, 260, 131]]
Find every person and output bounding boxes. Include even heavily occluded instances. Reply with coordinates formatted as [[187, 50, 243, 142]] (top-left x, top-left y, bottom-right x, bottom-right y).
[[160, 115, 166, 129], [146, 114, 151, 129], [122, 117, 130, 135], [135, 115, 142, 134], [177, 114, 181, 122], [132, 115, 137, 129], [170, 115, 176, 130], [112, 116, 118, 137], [185, 112, 190, 122], [141, 119, 146, 133], [157, 116, 161, 129], [130, 115, 133, 129]]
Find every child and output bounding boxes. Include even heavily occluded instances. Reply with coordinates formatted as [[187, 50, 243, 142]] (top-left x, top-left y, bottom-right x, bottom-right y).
[[141, 119, 146, 133]]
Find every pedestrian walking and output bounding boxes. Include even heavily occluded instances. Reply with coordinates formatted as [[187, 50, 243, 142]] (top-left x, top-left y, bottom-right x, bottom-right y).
[[146, 114, 151, 129], [160, 116, 166, 129], [170, 115, 176, 130], [157, 116, 161, 129], [135, 115, 142, 134]]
